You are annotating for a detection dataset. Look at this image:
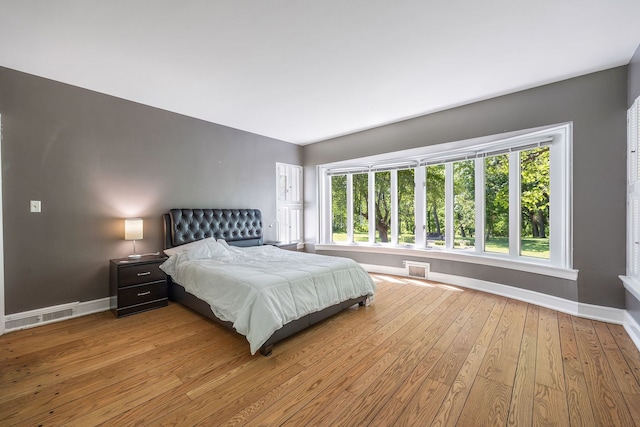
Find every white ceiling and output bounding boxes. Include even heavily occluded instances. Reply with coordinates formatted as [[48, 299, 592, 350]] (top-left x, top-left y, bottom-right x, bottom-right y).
[[1, 1, 640, 145]]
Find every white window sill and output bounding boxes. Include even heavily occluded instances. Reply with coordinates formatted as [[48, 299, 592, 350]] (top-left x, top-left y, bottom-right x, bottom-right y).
[[315, 243, 578, 280], [621, 275, 640, 302]]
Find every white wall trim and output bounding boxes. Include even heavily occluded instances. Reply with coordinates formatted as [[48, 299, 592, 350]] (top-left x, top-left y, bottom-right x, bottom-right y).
[[624, 311, 640, 351], [621, 275, 640, 301], [428, 271, 625, 324], [3, 297, 110, 333], [318, 244, 578, 280], [361, 263, 633, 339], [0, 114, 4, 335], [3, 269, 639, 353]]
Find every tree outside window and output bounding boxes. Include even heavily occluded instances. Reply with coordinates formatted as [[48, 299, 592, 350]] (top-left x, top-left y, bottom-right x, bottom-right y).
[[485, 154, 509, 253], [353, 173, 369, 242], [453, 160, 475, 249], [520, 146, 550, 259], [321, 124, 568, 268], [398, 169, 415, 244], [374, 172, 391, 243], [331, 175, 347, 242], [426, 165, 445, 246]]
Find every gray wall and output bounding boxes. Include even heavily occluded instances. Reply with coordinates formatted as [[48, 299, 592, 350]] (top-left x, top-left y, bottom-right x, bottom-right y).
[[630, 44, 640, 107], [0, 66, 301, 314], [303, 66, 628, 308], [627, 44, 640, 323]]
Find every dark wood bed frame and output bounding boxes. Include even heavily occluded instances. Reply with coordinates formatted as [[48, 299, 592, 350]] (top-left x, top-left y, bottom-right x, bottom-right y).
[[163, 208, 368, 356]]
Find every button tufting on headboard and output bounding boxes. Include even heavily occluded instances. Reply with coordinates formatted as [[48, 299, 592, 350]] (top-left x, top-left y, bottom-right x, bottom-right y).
[[165, 209, 263, 248]]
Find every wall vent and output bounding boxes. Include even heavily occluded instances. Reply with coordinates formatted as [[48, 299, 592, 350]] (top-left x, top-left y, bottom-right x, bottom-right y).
[[5, 302, 78, 332], [6, 316, 40, 330], [43, 308, 74, 322], [405, 261, 430, 279]]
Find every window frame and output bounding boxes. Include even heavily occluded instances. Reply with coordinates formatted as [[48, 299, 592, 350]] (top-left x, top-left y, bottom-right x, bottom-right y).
[[318, 123, 574, 279]]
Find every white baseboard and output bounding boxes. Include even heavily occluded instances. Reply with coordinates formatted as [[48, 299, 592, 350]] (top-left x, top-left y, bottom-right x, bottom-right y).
[[3, 297, 111, 333], [361, 264, 406, 276], [361, 263, 639, 351], [428, 271, 627, 324], [624, 311, 640, 351], [5, 268, 640, 354]]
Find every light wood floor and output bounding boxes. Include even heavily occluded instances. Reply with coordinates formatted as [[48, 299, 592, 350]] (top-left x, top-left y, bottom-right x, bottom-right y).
[[2, 275, 640, 426]]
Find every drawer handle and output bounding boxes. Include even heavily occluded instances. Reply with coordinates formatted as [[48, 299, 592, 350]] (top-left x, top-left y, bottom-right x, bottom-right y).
[[137, 272, 151, 277], [137, 291, 151, 297]]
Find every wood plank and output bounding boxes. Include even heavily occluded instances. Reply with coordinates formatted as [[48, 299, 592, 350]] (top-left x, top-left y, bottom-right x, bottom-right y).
[[533, 382, 570, 426], [1, 276, 639, 426], [478, 299, 527, 387], [507, 304, 538, 427], [285, 289, 461, 427], [557, 312, 596, 427], [321, 289, 479, 426], [457, 376, 511, 426], [393, 378, 450, 426], [621, 392, 640, 425], [475, 295, 507, 347], [215, 340, 378, 426], [535, 307, 566, 391], [593, 321, 640, 395], [572, 317, 636, 426], [608, 323, 640, 385], [427, 294, 496, 386], [428, 343, 488, 427]]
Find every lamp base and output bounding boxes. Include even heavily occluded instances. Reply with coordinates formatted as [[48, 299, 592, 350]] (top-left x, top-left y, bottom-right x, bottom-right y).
[[128, 254, 142, 259]]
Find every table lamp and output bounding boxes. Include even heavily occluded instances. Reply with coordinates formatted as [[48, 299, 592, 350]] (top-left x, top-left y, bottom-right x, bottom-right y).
[[124, 218, 143, 259]]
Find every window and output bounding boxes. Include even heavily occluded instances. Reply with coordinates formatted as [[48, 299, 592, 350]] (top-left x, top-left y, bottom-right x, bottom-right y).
[[318, 124, 572, 272], [426, 164, 445, 247], [398, 169, 415, 244], [276, 163, 303, 244], [353, 173, 369, 242], [520, 146, 550, 259], [374, 171, 391, 243], [331, 175, 348, 242], [453, 160, 475, 249], [484, 154, 509, 254]]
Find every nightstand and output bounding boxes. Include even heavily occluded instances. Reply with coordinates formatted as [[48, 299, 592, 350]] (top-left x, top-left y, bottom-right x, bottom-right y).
[[110, 255, 168, 317], [264, 241, 299, 251]]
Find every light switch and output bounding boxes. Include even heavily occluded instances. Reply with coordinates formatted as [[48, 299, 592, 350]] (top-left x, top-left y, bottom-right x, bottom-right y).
[[30, 200, 41, 213]]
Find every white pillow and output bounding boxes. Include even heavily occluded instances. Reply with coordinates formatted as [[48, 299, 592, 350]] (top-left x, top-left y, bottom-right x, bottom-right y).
[[183, 242, 213, 260], [164, 237, 215, 257], [206, 239, 232, 258]]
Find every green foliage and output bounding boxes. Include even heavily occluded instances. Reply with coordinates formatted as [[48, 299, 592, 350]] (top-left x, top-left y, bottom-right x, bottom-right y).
[[521, 147, 550, 238], [398, 169, 415, 242], [329, 146, 550, 254], [353, 173, 369, 234], [331, 175, 347, 235], [485, 154, 509, 239], [453, 160, 475, 244], [426, 165, 445, 237], [374, 171, 391, 242]]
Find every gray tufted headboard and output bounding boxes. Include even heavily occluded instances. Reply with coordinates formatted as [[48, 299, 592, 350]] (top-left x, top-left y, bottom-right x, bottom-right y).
[[163, 209, 263, 249]]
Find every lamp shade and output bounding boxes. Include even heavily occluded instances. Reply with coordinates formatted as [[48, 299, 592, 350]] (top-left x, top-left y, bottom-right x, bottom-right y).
[[124, 218, 143, 241]]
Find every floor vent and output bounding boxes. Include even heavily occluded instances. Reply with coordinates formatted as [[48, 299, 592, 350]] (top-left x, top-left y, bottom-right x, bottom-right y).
[[405, 261, 430, 279], [5, 302, 78, 332]]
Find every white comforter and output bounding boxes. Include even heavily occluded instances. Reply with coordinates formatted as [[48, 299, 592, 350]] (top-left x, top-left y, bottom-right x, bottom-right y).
[[160, 241, 376, 354]]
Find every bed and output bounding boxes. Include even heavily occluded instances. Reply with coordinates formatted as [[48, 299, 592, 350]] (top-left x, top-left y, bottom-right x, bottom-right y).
[[162, 208, 376, 356]]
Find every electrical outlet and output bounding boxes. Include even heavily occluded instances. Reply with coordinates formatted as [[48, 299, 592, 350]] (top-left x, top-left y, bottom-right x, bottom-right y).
[[30, 200, 41, 213]]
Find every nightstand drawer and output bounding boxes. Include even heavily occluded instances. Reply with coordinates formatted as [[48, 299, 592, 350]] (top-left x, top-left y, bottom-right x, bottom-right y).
[[118, 263, 166, 287], [116, 299, 168, 317], [118, 281, 167, 306]]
